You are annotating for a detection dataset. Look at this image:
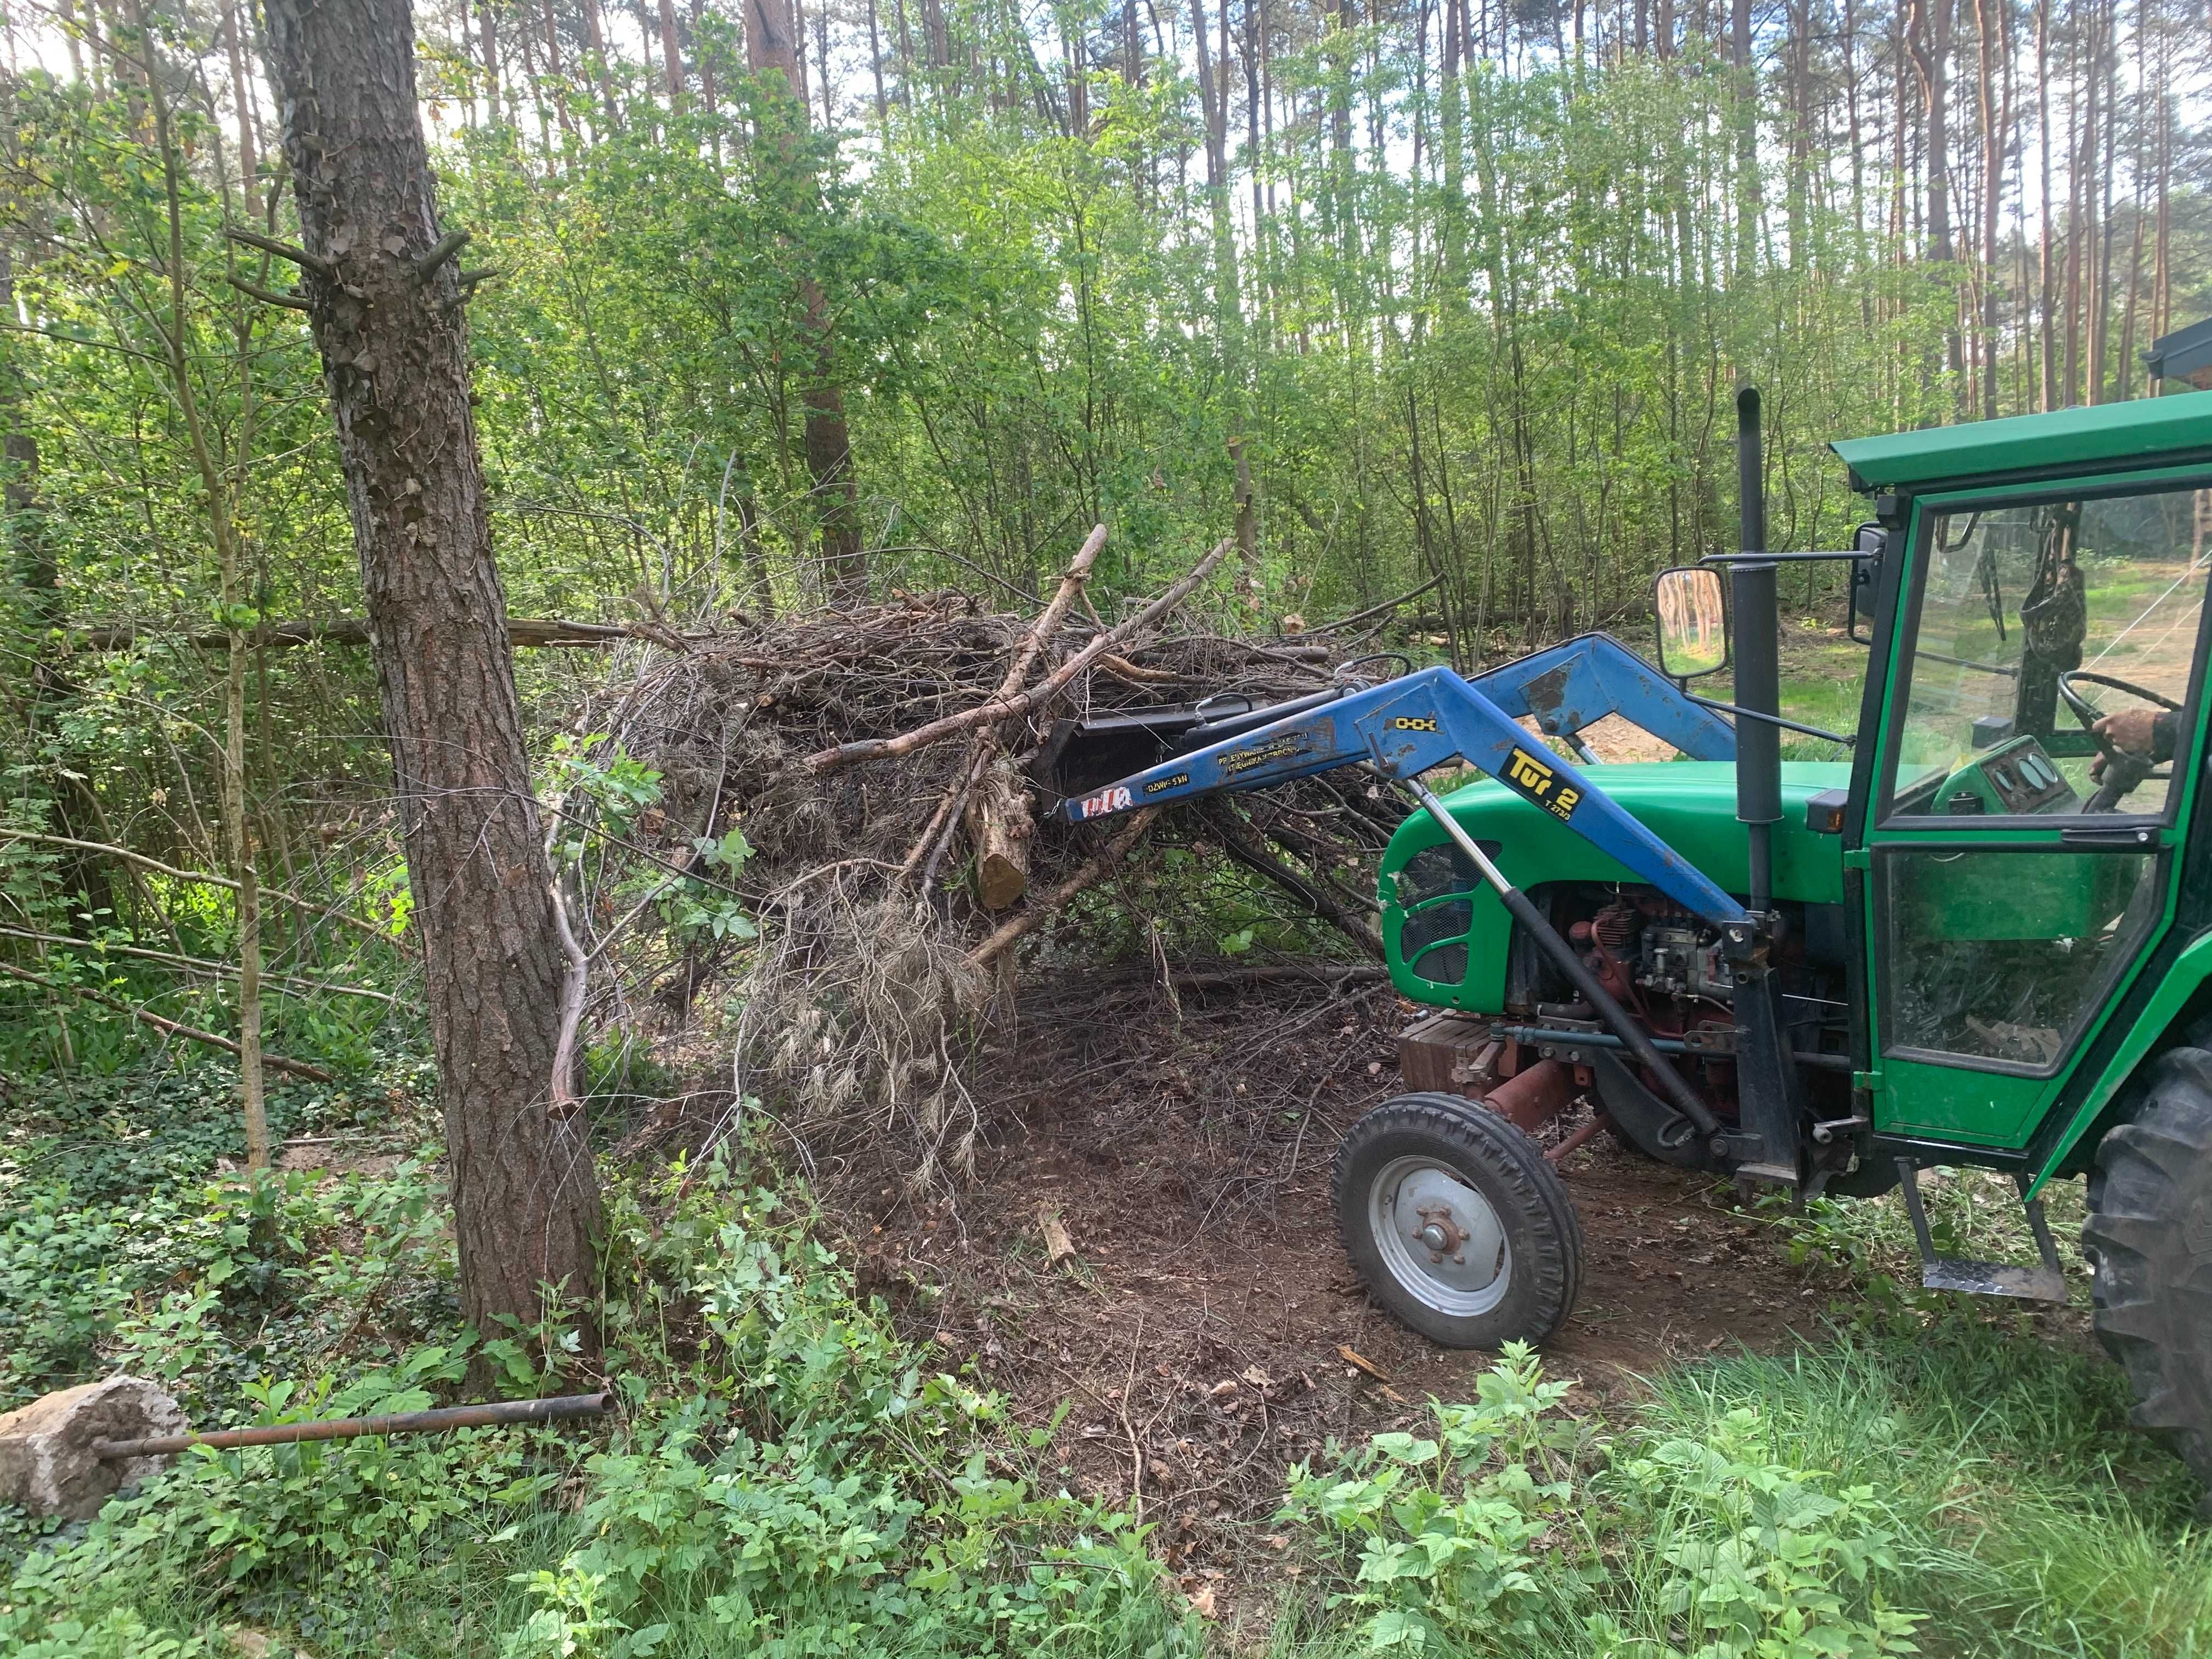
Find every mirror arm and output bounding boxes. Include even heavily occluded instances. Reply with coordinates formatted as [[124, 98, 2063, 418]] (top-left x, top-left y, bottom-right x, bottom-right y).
[[1700, 550, 1875, 566], [1684, 695, 1856, 747]]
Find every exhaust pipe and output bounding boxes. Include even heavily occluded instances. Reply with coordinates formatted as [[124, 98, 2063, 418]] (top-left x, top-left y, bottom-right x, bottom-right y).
[[1733, 387, 1782, 912]]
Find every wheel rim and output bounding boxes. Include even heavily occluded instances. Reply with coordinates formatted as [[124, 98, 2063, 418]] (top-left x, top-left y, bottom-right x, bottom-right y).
[[1367, 1155, 1512, 1317]]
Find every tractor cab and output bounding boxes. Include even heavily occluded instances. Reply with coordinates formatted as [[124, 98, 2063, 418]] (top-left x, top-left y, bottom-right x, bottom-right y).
[[1835, 396, 2212, 1154]]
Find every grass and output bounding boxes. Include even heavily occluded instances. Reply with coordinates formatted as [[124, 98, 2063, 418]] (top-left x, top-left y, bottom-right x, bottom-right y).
[[1639, 1331, 2210, 1657], [1259, 1322, 2209, 1659]]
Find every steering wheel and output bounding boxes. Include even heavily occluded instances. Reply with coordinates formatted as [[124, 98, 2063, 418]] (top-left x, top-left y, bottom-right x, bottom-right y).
[[2058, 669, 2182, 810]]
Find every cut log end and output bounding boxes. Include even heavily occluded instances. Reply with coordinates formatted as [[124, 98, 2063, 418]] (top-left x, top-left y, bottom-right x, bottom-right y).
[[965, 755, 1034, 910]]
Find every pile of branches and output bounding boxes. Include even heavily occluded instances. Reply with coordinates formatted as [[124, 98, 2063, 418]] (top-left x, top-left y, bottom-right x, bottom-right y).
[[578, 528, 1412, 1184]]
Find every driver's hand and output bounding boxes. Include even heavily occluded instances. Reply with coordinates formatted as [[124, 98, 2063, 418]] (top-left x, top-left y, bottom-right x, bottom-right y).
[[2090, 708, 2163, 780]]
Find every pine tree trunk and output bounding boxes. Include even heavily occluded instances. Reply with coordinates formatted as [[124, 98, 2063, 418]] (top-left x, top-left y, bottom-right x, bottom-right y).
[[2035, 0, 2055, 409], [261, 0, 604, 1350]]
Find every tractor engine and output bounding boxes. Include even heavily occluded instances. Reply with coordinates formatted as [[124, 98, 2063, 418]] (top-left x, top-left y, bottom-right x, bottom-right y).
[[1514, 885, 1854, 1125], [1561, 892, 1736, 1016], [1633, 921, 1735, 1003]]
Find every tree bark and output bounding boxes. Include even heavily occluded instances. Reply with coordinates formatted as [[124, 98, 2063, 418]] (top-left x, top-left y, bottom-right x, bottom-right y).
[[261, 0, 603, 1351], [657, 0, 686, 101]]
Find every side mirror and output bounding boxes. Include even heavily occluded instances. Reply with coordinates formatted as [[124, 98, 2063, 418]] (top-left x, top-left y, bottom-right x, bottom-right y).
[[1654, 566, 1730, 679], [1848, 522, 1885, 645]]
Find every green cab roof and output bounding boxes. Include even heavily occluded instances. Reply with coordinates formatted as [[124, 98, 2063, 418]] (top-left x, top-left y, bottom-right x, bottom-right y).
[[1831, 391, 2212, 494]]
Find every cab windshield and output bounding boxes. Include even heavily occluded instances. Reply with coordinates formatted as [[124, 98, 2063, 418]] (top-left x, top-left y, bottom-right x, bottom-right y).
[[1888, 486, 2212, 817]]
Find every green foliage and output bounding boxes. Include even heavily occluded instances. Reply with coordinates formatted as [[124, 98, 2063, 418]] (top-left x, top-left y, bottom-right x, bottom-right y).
[[1594, 1409, 1919, 1658], [0, 1144, 1194, 1659], [0, 1060, 451, 1414], [1280, 1345, 1581, 1649], [1281, 1344, 1917, 1657]]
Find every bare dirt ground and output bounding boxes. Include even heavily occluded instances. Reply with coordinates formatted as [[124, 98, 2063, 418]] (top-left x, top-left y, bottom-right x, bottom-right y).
[[832, 975, 1836, 1613]]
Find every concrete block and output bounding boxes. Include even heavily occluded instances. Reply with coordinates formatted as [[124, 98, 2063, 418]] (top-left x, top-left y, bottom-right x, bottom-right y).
[[0, 1374, 188, 1520]]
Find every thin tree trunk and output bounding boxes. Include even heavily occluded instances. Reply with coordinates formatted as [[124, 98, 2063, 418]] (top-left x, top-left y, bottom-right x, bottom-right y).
[[132, 2, 266, 1171], [2035, 0, 2055, 408], [745, 0, 868, 603], [1907, 0, 1961, 395], [582, 0, 619, 127], [1730, 0, 1758, 286], [223, 2, 258, 199], [657, 0, 685, 101], [870, 0, 890, 125], [1972, 0, 2005, 419], [2062, 12, 2081, 406], [478, 0, 501, 121], [262, 0, 604, 1350]]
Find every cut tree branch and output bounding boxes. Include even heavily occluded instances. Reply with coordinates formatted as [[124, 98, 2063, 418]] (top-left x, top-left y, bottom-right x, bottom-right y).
[[807, 537, 1234, 772], [546, 879, 589, 1120], [227, 275, 310, 311], [902, 523, 1109, 888], [225, 224, 335, 278], [414, 228, 471, 280], [1303, 573, 1446, 635], [0, 960, 337, 1080]]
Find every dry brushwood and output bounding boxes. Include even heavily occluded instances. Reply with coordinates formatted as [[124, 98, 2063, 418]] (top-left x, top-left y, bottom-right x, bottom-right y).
[[557, 532, 1407, 1189]]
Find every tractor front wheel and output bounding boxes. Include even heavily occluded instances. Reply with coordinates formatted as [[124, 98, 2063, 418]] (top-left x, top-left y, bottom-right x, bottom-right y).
[[2083, 1047, 2212, 1499], [1333, 1093, 1583, 1348]]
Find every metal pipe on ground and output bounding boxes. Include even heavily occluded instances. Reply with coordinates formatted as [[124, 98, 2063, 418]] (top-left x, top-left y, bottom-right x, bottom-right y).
[[1545, 1114, 1610, 1164], [92, 1391, 613, 1462]]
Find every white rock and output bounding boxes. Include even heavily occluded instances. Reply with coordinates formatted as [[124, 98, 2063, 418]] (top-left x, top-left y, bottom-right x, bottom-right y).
[[0, 1374, 188, 1519]]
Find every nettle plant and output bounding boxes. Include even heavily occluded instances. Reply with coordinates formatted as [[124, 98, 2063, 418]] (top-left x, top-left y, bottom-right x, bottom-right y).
[[1279, 1344, 1586, 1650], [1280, 1346, 1923, 1658]]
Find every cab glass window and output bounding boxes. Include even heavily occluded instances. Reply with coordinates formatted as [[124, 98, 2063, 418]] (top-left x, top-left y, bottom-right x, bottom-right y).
[[1886, 486, 2212, 820], [1882, 848, 2160, 1069]]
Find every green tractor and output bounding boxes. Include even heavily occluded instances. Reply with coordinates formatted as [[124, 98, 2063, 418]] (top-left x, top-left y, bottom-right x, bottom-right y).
[[1053, 345, 2212, 1489]]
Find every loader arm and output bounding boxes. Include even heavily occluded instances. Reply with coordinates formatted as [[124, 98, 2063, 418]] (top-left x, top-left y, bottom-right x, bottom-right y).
[[1056, 661, 1754, 931]]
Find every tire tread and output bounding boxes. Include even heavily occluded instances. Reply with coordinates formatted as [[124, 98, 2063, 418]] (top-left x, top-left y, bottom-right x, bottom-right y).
[[2084, 1046, 2212, 1494]]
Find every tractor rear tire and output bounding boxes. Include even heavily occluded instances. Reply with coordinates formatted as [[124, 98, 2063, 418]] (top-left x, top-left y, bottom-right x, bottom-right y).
[[2082, 1046, 2212, 1497], [1334, 1093, 1583, 1348]]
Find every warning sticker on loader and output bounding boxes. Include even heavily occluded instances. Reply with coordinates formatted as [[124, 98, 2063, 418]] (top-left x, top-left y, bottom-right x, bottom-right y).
[[1217, 726, 1326, 778], [1500, 746, 1582, 822]]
